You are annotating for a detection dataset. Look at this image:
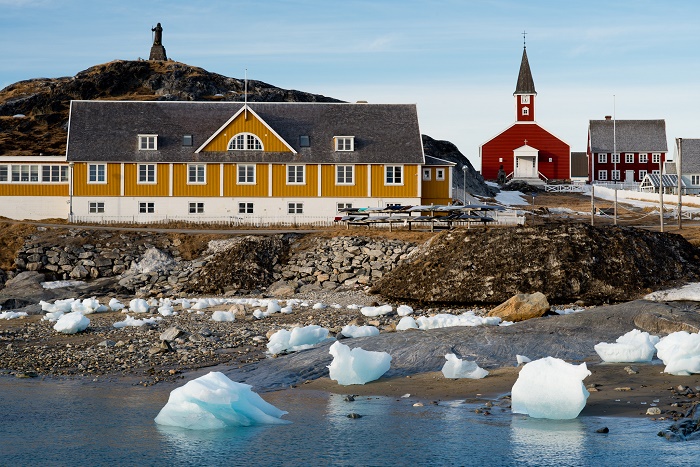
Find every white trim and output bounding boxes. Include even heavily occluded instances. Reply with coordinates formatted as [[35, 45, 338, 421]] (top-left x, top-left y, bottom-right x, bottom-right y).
[[317, 165, 322, 197], [236, 164, 256, 185], [227, 132, 264, 151], [186, 163, 207, 184], [87, 163, 107, 184], [422, 167, 432, 181], [436, 168, 446, 181], [168, 163, 173, 196], [138, 134, 158, 150], [120, 163, 124, 195], [220, 163, 224, 197], [137, 163, 157, 184], [384, 165, 404, 186], [335, 164, 355, 186], [286, 164, 306, 185], [0, 155, 66, 163], [268, 163, 273, 197], [194, 105, 297, 154], [367, 164, 372, 196], [334, 136, 355, 152]]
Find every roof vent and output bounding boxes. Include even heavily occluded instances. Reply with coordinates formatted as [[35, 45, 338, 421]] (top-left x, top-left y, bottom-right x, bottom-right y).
[[299, 135, 310, 147], [356, 100, 368, 104]]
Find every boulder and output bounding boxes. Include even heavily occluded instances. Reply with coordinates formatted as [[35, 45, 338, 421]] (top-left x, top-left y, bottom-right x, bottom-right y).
[[487, 292, 550, 322]]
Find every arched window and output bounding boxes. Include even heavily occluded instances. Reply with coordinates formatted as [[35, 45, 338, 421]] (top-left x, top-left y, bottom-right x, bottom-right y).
[[228, 133, 263, 151]]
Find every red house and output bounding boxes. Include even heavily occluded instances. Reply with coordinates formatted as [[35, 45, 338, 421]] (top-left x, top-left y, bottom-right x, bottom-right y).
[[480, 46, 570, 183]]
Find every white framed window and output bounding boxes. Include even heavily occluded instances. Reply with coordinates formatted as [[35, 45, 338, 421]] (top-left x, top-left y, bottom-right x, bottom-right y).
[[611, 170, 620, 181], [42, 165, 68, 182], [288, 202, 303, 214], [88, 201, 104, 213], [287, 165, 305, 184], [138, 202, 154, 214], [652, 169, 660, 176], [598, 153, 607, 164], [385, 165, 403, 185], [522, 107, 529, 116], [10, 165, 39, 182], [188, 202, 204, 214], [0, 165, 7, 182], [237, 164, 256, 184], [182, 135, 193, 146], [138, 164, 156, 184], [639, 169, 647, 180], [639, 153, 648, 163], [692, 175, 700, 185], [228, 133, 263, 151], [88, 164, 106, 184], [625, 153, 634, 163], [598, 170, 607, 181], [335, 136, 354, 152], [652, 153, 661, 164], [422, 168, 431, 181], [611, 153, 620, 164], [436, 168, 446, 181], [138, 135, 157, 150], [188, 164, 206, 184], [520, 95, 530, 104], [336, 165, 354, 185], [337, 202, 353, 211], [238, 202, 254, 214], [498, 158, 503, 163]]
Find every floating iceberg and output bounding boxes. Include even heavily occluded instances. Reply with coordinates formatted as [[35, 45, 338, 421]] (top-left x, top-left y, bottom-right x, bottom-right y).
[[267, 325, 331, 354], [327, 341, 391, 385], [594, 329, 660, 363], [341, 324, 380, 338], [53, 311, 90, 334], [511, 357, 591, 419], [655, 331, 700, 375], [441, 353, 488, 379], [154, 371, 290, 429]]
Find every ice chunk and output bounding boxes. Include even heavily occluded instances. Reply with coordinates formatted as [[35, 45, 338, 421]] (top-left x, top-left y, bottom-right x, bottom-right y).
[[594, 329, 660, 363], [341, 324, 380, 338], [253, 309, 270, 319], [180, 298, 191, 310], [72, 297, 106, 314], [53, 311, 90, 334], [441, 353, 488, 379], [0, 311, 28, 320], [397, 305, 413, 316], [267, 300, 281, 314], [360, 304, 393, 317], [655, 331, 700, 375], [396, 316, 418, 331], [327, 341, 391, 385], [129, 298, 150, 313], [312, 302, 327, 310], [511, 357, 591, 419], [516, 355, 531, 365], [154, 371, 290, 429], [40, 298, 75, 314], [416, 312, 500, 330], [108, 298, 125, 311], [211, 310, 235, 322], [267, 325, 331, 354], [645, 283, 700, 302], [113, 315, 161, 328]]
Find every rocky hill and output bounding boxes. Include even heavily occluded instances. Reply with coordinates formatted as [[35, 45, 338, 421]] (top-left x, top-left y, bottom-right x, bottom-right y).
[[0, 59, 489, 197]]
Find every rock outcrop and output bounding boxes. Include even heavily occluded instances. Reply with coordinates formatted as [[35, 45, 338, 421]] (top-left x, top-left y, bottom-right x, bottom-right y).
[[487, 292, 550, 322], [372, 224, 700, 305]]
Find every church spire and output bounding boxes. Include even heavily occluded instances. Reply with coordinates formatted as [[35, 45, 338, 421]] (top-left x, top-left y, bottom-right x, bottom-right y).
[[514, 46, 536, 95]]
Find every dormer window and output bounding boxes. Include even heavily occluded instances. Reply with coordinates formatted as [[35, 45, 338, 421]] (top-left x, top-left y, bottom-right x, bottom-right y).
[[139, 134, 158, 150], [335, 136, 354, 152], [228, 133, 263, 151]]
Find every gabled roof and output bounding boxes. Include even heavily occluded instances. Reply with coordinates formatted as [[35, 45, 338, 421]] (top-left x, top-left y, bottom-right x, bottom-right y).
[[678, 138, 700, 173], [588, 119, 667, 153], [66, 101, 424, 165], [641, 173, 685, 188], [514, 47, 536, 95], [423, 155, 456, 166]]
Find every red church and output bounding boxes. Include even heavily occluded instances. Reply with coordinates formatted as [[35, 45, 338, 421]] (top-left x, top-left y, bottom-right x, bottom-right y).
[[480, 46, 570, 183]]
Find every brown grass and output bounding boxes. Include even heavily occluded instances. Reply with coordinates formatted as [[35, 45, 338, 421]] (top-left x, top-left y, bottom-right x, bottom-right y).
[[0, 222, 36, 270]]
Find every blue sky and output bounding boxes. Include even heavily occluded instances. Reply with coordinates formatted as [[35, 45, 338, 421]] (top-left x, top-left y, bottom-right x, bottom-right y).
[[2, 0, 699, 166]]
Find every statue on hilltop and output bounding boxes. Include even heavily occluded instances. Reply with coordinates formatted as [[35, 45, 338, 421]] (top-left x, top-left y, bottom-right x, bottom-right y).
[[149, 23, 168, 61]]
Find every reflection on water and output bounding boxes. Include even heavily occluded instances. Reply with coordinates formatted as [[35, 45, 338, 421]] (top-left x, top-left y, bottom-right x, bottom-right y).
[[2, 377, 700, 466], [511, 416, 585, 466]]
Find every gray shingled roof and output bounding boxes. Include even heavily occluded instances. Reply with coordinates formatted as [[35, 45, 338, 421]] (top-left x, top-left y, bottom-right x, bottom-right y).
[[514, 47, 536, 95], [588, 119, 667, 153], [66, 101, 425, 164], [424, 155, 456, 166], [642, 173, 685, 188], [679, 138, 700, 173]]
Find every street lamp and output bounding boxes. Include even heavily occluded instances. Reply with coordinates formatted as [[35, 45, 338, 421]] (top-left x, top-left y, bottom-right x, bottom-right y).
[[462, 165, 468, 204]]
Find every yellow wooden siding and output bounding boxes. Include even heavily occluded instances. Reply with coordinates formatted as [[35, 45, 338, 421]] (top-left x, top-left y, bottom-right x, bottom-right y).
[[173, 164, 220, 197], [421, 170, 451, 201], [320, 165, 368, 197], [0, 184, 67, 196], [73, 163, 121, 196], [271, 165, 318, 197], [123, 164, 169, 197], [371, 165, 418, 198], [201, 112, 293, 152], [223, 164, 269, 197]]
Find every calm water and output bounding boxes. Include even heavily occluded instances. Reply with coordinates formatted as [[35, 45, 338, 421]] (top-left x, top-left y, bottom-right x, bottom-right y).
[[1, 376, 698, 466]]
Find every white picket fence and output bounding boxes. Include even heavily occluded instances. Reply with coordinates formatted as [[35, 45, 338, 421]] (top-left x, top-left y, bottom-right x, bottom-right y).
[[70, 214, 337, 227]]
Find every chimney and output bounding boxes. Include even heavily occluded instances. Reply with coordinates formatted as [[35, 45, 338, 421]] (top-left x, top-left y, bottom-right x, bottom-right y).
[[604, 115, 612, 120]]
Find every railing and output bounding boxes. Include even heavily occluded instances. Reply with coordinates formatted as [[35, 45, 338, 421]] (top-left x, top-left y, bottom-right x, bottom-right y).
[[544, 184, 590, 193], [592, 181, 641, 192], [70, 215, 336, 227], [537, 172, 549, 183]]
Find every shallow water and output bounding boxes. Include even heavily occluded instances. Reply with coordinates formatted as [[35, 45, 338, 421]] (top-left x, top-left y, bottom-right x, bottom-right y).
[[1, 376, 698, 466]]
